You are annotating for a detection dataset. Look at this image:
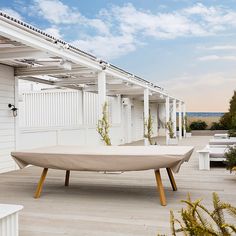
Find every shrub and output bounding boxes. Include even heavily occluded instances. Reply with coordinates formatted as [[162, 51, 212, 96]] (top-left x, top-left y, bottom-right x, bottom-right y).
[[159, 193, 236, 236], [225, 146, 236, 172], [190, 120, 207, 130], [228, 129, 236, 137], [220, 91, 236, 129], [166, 118, 175, 138], [220, 112, 232, 130], [210, 122, 226, 130]]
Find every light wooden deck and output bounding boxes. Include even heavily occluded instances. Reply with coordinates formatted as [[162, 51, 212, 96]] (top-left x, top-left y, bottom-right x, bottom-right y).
[[0, 136, 235, 235]]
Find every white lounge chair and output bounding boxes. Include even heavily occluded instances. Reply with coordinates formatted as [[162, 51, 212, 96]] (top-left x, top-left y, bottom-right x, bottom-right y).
[[214, 133, 228, 139], [197, 145, 228, 170], [209, 138, 236, 145]]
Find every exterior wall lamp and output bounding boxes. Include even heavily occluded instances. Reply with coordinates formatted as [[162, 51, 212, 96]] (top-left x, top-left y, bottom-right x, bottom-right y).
[[8, 104, 18, 117]]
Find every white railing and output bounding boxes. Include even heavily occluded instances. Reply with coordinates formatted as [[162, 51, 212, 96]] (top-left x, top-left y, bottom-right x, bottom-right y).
[[0, 204, 23, 236]]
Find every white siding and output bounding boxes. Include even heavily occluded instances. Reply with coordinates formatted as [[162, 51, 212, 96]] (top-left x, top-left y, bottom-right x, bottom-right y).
[[0, 65, 16, 173]]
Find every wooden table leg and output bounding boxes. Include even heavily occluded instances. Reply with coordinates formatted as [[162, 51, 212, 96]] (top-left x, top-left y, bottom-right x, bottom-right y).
[[154, 169, 167, 206], [34, 168, 48, 199], [166, 168, 177, 191], [65, 170, 70, 187]]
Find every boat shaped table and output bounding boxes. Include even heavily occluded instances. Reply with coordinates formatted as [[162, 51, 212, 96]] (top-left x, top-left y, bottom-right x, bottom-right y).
[[11, 145, 194, 206]]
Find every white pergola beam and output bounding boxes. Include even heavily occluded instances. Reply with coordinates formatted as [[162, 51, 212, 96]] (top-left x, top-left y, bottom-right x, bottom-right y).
[[0, 18, 102, 70], [15, 66, 95, 77], [20, 76, 54, 85], [0, 49, 50, 60]]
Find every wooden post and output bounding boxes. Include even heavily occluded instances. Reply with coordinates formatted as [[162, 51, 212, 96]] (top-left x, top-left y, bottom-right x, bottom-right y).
[[65, 170, 70, 187], [166, 168, 177, 191], [154, 169, 167, 206], [34, 168, 48, 199]]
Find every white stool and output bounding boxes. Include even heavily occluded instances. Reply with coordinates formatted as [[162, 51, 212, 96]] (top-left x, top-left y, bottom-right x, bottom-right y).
[[197, 149, 210, 170]]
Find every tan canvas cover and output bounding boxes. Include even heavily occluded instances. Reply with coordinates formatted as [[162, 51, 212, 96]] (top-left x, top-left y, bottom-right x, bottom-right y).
[[11, 145, 194, 173]]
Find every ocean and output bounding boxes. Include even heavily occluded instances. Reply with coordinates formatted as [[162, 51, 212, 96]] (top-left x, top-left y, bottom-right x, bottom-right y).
[[187, 112, 225, 117]]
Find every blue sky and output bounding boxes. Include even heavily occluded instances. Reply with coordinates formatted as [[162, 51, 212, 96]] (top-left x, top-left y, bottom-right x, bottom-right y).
[[1, 0, 236, 111]]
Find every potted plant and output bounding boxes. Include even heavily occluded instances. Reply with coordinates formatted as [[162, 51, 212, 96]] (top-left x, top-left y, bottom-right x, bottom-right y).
[[144, 113, 154, 145], [166, 118, 178, 145], [185, 115, 192, 137], [97, 102, 111, 146], [225, 146, 236, 173]]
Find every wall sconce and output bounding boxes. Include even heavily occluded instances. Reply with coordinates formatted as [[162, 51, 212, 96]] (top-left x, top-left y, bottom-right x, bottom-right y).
[[8, 104, 18, 117]]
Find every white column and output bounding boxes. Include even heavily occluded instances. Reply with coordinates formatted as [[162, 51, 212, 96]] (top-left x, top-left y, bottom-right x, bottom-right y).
[[165, 96, 170, 144], [183, 103, 186, 138], [178, 101, 182, 140], [172, 99, 177, 138], [144, 88, 149, 146], [97, 71, 106, 119]]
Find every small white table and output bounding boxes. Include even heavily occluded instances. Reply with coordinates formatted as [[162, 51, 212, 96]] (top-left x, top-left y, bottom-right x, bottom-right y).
[[0, 204, 23, 236]]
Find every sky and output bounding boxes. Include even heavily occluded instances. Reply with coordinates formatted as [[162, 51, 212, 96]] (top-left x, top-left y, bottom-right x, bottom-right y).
[[1, 0, 236, 112]]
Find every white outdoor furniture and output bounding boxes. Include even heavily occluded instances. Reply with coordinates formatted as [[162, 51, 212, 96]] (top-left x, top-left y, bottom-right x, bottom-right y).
[[186, 132, 192, 138], [0, 204, 23, 236], [209, 138, 236, 145], [11, 145, 194, 206], [214, 134, 228, 139], [197, 145, 228, 170]]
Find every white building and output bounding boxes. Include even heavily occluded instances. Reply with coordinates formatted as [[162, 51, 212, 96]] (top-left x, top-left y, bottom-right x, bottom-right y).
[[0, 12, 186, 173]]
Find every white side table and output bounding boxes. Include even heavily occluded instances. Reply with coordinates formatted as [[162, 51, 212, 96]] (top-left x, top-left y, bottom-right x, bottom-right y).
[[197, 149, 210, 170], [0, 204, 23, 236]]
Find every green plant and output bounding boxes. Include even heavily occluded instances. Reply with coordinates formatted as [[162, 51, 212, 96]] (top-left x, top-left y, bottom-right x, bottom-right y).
[[228, 129, 236, 137], [220, 91, 236, 129], [144, 113, 154, 145], [166, 118, 175, 138], [210, 122, 226, 130], [160, 192, 236, 236], [96, 102, 111, 146], [225, 146, 236, 173], [190, 120, 207, 130]]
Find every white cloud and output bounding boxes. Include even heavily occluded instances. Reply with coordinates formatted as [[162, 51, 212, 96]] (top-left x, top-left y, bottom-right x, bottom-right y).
[[33, 0, 110, 35], [198, 55, 236, 61], [34, 0, 81, 24], [200, 45, 236, 51], [73, 34, 136, 60], [1, 8, 23, 20], [44, 27, 62, 38], [31, 1, 236, 60]]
